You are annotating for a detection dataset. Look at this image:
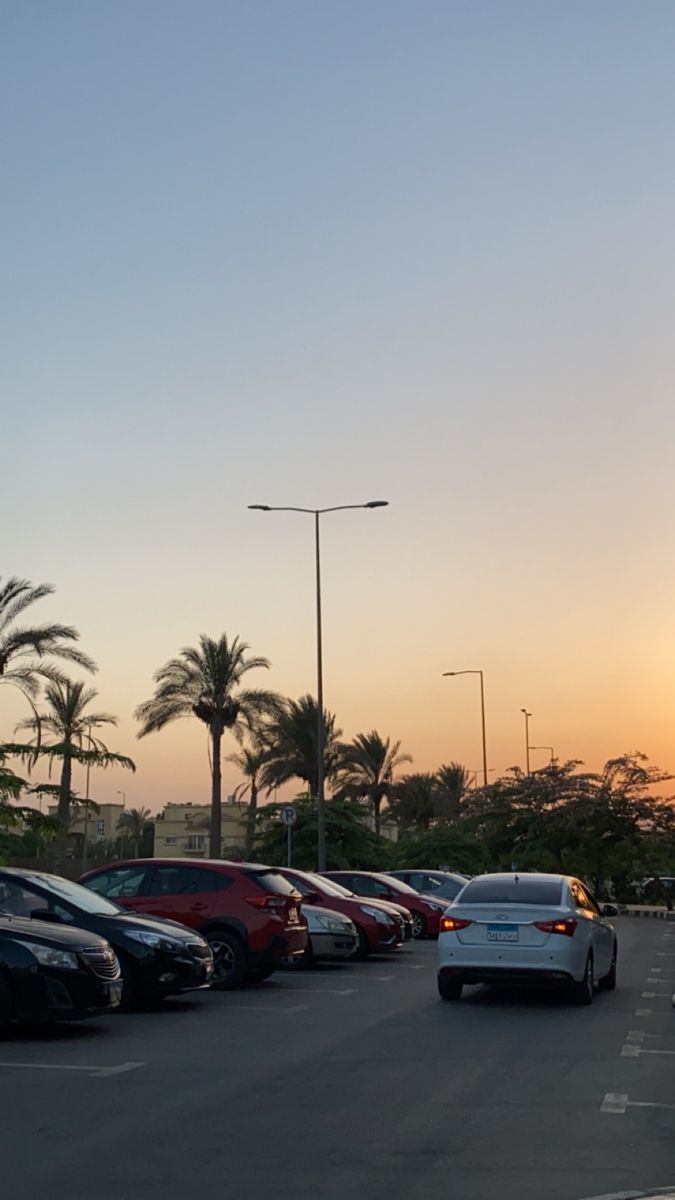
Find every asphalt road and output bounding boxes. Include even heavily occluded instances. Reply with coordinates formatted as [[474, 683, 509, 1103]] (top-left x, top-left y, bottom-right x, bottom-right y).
[[0, 917, 673, 1200]]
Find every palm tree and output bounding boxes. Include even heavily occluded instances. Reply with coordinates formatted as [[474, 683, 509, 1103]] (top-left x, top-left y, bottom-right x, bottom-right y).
[[0, 576, 96, 711], [135, 634, 282, 858], [261, 694, 349, 800], [390, 772, 438, 832], [17, 679, 135, 868], [227, 738, 269, 858], [435, 762, 472, 822], [338, 731, 412, 836], [118, 806, 152, 858]]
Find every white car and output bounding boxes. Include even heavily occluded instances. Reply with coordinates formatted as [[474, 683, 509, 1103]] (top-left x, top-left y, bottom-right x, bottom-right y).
[[437, 872, 617, 1005]]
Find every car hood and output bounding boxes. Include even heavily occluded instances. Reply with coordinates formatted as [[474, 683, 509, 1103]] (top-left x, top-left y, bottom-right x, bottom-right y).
[[0, 913, 110, 952], [303, 904, 354, 932], [100, 912, 203, 942], [352, 896, 412, 920]]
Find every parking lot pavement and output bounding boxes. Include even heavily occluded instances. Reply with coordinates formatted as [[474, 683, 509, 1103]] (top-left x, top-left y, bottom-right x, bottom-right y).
[[1, 920, 674, 1200]]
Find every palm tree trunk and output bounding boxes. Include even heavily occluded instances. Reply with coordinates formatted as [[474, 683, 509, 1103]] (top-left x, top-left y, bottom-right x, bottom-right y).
[[54, 742, 73, 871], [373, 795, 381, 838], [245, 780, 258, 858], [210, 725, 223, 858]]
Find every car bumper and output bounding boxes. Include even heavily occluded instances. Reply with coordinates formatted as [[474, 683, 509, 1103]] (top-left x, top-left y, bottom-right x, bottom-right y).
[[438, 940, 587, 986], [13, 967, 122, 1024], [134, 944, 214, 997], [310, 931, 359, 960]]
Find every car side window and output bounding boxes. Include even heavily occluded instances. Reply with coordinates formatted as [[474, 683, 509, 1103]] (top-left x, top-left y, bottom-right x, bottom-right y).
[[146, 866, 228, 897], [0, 879, 44, 917], [410, 873, 435, 893], [85, 866, 148, 899], [350, 876, 381, 897], [579, 885, 600, 915]]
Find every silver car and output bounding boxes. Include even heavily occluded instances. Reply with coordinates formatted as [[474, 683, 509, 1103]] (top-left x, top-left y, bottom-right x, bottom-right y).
[[294, 904, 358, 967], [437, 872, 617, 1005]]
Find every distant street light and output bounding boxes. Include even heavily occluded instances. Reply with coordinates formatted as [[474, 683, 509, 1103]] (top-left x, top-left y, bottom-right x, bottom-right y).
[[530, 745, 555, 766], [443, 670, 488, 786], [521, 710, 532, 775], [249, 500, 389, 871]]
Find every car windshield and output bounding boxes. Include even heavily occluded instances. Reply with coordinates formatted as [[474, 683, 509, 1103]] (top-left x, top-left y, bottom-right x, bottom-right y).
[[458, 878, 564, 906], [303, 872, 353, 898], [433, 879, 464, 899], [376, 874, 418, 895], [25, 874, 125, 916]]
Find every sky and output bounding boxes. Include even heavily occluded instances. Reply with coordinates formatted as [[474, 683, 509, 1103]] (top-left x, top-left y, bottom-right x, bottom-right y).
[[2, 1, 675, 813]]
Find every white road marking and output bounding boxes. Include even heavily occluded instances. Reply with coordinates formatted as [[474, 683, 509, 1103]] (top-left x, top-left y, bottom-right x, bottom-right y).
[[0, 1060, 144, 1078], [642, 991, 671, 997], [635, 1008, 653, 1016], [626, 1030, 660, 1041], [651, 966, 663, 971], [407, 965, 426, 970], [621, 1044, 640, 1057], [601, 1092, 675, 1115], [285, 987, 356, 996], [375, 975, 394, 981], [656, 951, 675, 956], [225, 1004, 308, 1014]]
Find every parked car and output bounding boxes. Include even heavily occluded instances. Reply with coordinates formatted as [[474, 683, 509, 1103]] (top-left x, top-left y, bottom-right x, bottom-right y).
[[0, 867, 213, 1005], [437, 872, 617, 1005], [0, 911, 122, 1032], [388, 870, 469, 903], [80, 858, 307, 989], [279, 867, 409, 958], [293, 904, 358, 966], [323, 871, 448, 938]]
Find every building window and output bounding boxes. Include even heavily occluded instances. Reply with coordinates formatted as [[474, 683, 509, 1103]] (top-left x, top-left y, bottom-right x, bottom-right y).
[[164, 836, 178, 845], [187, 835, 205, 851]]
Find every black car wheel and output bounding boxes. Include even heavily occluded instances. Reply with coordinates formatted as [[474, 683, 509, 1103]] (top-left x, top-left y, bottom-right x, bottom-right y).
[[246, 966, 276, 983], [117, 952, 141, 1009], [570, 954, 594, 1006], [411, 912, 426, 939], [206, 930, 246, 990], [348, 925, 369, 961], [0, 973, 12, 1033], [599, 943, 617, 992], [438, 975, 463, 1001]]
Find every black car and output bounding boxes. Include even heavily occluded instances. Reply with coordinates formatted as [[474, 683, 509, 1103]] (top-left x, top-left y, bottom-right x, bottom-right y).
[[0, 868, 213, 1005], [0, 912, 122, 1031]]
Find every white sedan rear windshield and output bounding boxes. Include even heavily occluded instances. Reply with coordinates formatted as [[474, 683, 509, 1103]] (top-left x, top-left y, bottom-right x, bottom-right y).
[[459, 879, 563, 905]]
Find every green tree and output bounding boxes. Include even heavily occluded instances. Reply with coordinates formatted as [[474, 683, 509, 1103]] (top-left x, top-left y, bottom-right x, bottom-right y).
[[17, 680, 135, 869], [338, 731, 411, 836], [227, 737, 269, 859], [255, 796, 389, 871], [435, 763, 472, 822], [0, 576, 95, 712], [261, 695, 349, 800], [118, 806, 153, 858], [390, 773, 438, 832], [135, 634, 281, 858]]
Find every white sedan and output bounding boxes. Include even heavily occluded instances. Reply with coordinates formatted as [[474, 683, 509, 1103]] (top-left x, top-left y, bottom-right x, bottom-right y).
[[437, 872, 617, 1005]]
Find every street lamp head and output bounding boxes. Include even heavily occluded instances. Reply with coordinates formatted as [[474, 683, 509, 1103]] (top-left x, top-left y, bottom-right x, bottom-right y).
[[248, 504, 271, 511], [364, 500, 389, 508], [443, 672, 457, 677], [521, 708, 532, 716]]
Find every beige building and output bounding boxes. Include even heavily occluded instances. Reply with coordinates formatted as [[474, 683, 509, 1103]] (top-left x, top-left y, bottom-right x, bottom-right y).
[[154, 800, 247, 859], [49, 801, 125, 850]]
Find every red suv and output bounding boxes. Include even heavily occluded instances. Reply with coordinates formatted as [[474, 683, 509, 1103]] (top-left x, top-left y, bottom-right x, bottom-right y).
[[80, 859, 307, 989], [323, 871, 448, 938], [278, 867, 407, 959]]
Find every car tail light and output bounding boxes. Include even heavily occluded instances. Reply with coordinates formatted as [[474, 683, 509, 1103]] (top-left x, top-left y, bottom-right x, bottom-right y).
[[534, 919, 577, 937], [245, 895, 289, 912], [440, 916, 473, 932]]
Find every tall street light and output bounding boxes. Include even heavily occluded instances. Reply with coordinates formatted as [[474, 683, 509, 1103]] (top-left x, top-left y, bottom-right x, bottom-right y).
[[249, 500, 389, 871], [530, 745, 555, 766], [521, 710, 532, 775], [443, 670, 488, 786]]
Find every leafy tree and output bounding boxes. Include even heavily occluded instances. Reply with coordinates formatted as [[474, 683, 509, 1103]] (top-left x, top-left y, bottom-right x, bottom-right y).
[[394, 823, 487, 876], [17, 680, 135, 869], [227, 737, 269, 858], [260, 695, 349, 800], [254, 796, 390, 871], [435, 763, 472, 822], [390, 773, 438, 832], [0, 576, 95, 712], [136, 634, 281, 857], [337, 731, 411, 836], [118, 806, 153, 858]]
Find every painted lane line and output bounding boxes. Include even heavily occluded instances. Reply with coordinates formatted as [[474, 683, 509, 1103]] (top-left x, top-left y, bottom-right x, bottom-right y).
[[225, 1004, 308, 1014], [621, 1044, 641, 1057], [642, 991, 671, 998], [0, 1060, 144, 1078], [284, 987, 356, 996], [601, 1092, 675, 1115], [375, 975, 394, 981], [407, 965, 426, 970], [627, 1031, 660, 1041], [635, 1009, 653, 1016], [656, 951, 675, 956]]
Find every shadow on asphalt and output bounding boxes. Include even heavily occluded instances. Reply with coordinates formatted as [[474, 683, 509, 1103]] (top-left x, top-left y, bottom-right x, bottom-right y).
[[459, 984, 614, 1009]]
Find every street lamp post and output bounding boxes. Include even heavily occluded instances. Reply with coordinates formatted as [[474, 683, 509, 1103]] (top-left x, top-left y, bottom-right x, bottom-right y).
[[117, 790, 126, 856], [82, 721, 92, 870], [521, 710, 532, 775], [249, 500, 389, 871], [530, 745, 555, 766], [443, 670, 488, 787]]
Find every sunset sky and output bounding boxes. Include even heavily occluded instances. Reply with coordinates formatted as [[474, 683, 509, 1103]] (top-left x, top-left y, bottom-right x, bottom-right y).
[[2, 1, 675, 813]]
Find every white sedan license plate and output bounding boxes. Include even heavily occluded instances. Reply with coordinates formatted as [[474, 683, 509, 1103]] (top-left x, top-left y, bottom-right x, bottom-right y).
[[487, 924, 519, 942]]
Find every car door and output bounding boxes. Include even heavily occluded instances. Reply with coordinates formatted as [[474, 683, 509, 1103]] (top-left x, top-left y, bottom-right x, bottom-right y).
[[84, 864, 151, 909], [571, 880, 612, 976], [580, 883, 614, 974], [141, 865, 221, 929]]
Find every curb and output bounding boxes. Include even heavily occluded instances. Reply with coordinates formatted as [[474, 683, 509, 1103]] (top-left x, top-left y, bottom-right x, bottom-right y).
[[617, 907, 675, 921], [578, 1190, 675, 1200]]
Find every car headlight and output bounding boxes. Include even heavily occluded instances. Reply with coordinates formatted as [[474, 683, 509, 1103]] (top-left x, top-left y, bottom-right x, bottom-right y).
[[359, 905, 394, 925], [124, 930, 182, 952], [20, 941, 79, 971], [314, 915, 353, 934]]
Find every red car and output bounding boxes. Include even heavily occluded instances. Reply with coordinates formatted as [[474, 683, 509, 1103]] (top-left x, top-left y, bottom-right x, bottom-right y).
[[278, 867, 408, 959], [80, 858, 307, 989], [323, 871, 448, 938]]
